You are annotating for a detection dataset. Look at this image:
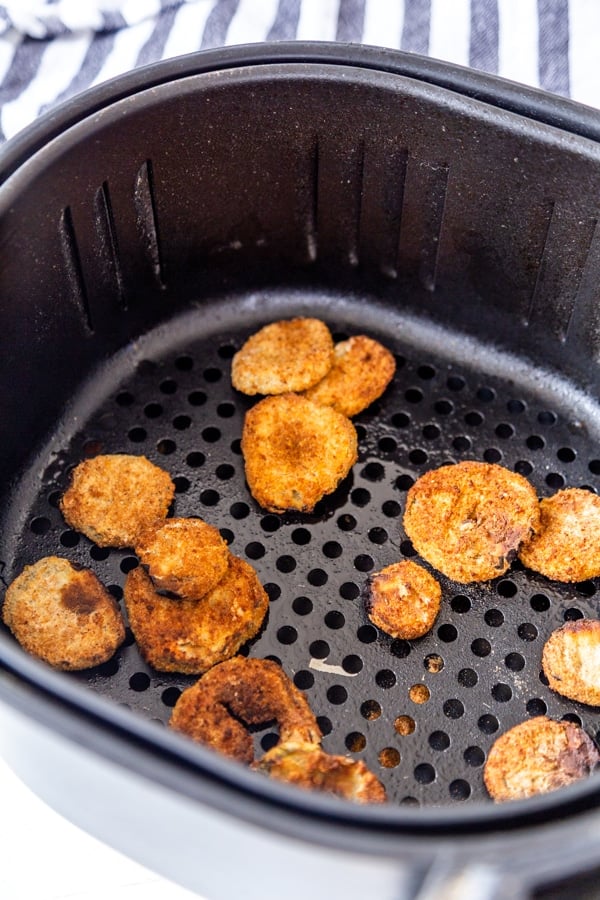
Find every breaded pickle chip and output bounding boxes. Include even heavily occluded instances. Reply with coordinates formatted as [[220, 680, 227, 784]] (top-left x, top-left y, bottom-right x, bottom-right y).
[[242, 393, 358, 513], [169, 656, 321, 762], [484, 717, 599, 802], [367, 560, 441, 640], [255, 741, 386, 804], [231, 317, 334, 395], [403, 460, 539, 583], [519, 488, 600, 582], [124, 557, 268, 674], [60, 454, 175, 548], [543, 620, 600, 706], [304, 335, 396, 417], [2, 556, 125, 670], [136, 517, 230, 600]]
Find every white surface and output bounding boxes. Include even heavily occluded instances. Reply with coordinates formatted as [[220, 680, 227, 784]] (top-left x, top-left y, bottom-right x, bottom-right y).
[[497, 0, 539, 89], [569, 0, 600, 109], [0, 754, 203, 900], [429, 0, 470, 67]]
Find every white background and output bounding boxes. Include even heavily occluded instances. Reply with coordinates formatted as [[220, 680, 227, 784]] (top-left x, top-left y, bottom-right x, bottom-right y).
[[0, 754, 203, 900]]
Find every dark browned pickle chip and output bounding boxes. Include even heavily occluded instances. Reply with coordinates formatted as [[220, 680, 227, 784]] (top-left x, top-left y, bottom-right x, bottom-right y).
[[367, 560, 441, 640], [169, 657, 384, 803], [484, 716, 600, 802], [519, 487, 600, 582], [2, 556, 125, 670], [124, 558, 268, 674], [60, 453, 175, 548], [255, 740, 386, 804], [241, 393, 358, 513], [303, 335, 396, 418], [231, 317, 334, 395], [136, 517, 230, 600], [403, 460, 539, 583], [169, 656, 321, 762], [542, 619, 600, 706]]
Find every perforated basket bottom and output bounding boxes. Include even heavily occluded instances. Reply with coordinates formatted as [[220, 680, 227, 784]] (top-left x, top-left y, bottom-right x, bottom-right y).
[[6, 291, 600, 808]]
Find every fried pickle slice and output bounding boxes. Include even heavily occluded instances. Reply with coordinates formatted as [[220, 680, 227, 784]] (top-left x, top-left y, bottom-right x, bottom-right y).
[[484, 716, 599, 802], [2, 556, 125, 670], [542, 620, 600, 706], [60, 454, 175, 548], [367, 560, 441, 640], [242, 393, 357, 513], [169, 656, 321, 763], [518, 488, 600, 582], [255, 741, 386, 804], [124, 557, 268, 674], [136, 517, 230, 600], [403, 460, 539, 583], [231, 317, 334, 395], [303, 335, 396, 417]]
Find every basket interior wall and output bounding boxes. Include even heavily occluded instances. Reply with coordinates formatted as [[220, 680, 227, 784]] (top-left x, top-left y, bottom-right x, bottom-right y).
[[1, 67, 600, 478]]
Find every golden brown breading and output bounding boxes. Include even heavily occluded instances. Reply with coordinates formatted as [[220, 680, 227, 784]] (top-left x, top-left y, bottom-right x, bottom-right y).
[[124, 557, 268, 674], [518, 488, 600, 582], [241, 393, 358, 513], [231, 317, 334, 395], [136, 517, 230, 600], [542, 620, 600, 706], [403, 460, 539, 583], [303, 335, 396, 417], [2, 556, 125, 670], [60, 454, 175, 548], [254, 740, 386, 804], [484, 716, 599, 802], [169, 657, 321, 763], [367, 560, 441, 640]]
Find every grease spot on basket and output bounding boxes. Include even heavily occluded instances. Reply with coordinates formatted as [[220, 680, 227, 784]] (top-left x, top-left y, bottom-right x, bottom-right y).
[[309, 658, 359, 677]]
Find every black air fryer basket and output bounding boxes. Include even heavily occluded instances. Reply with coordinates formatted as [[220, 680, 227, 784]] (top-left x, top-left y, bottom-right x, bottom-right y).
[[2, 43, 600, 900]]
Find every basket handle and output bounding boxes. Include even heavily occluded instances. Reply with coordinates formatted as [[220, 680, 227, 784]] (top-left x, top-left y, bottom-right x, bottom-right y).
[[409, 858, 527, 900]]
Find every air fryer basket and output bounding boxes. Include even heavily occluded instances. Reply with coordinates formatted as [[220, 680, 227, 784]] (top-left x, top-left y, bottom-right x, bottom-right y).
[[2, 43, 600, 899]]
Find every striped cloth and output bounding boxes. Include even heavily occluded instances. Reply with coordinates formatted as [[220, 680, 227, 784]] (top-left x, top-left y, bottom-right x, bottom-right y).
[[0, 0, 598, 143]]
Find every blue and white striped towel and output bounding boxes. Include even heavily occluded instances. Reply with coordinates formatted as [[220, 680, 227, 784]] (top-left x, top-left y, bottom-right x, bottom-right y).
[[0, 0, 598, 143]]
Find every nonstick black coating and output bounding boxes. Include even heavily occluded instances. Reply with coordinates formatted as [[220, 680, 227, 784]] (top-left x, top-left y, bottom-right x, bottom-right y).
[[5, 288, 600, 809]]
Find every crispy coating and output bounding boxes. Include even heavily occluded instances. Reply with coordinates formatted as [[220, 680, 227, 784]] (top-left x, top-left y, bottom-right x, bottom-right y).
[[60, 454, 175, 548], [242, 393, 358, 513], [484, 716, 599, 802], [304, 335, 396, 417], [136, 517, 230, 600], [255, 741, 386, 804], [124, 557, 268, 674], [169, 657, 321, 763], [518, 488, 600, 582], [403, 460, 539, 583], [2, 556, 125, 670], [367, 560, 441, 640], [542, 620, 600, 706], [231, 318, 334, 395]]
